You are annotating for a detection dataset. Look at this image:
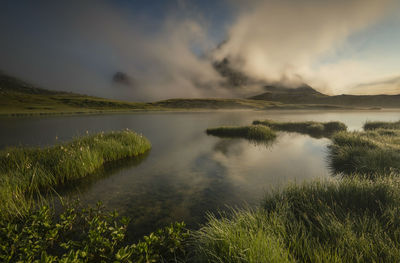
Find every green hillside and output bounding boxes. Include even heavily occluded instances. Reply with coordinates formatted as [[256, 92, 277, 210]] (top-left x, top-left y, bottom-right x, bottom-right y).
[[251, 85, 400, 108]]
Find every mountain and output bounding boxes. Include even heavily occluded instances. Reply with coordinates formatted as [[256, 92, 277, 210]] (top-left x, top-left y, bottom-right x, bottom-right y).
[[250, 85, 400, 108]]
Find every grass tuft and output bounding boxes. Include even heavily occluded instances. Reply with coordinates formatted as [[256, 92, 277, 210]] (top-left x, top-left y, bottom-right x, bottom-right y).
[[329, 129, 400, 176], [194, 177, 400, 262], [364, 120, 400, 130], [206, 125, 277, 142], [253, 120, 347, 138]]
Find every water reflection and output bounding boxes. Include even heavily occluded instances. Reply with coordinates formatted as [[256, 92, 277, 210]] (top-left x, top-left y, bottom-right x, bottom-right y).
[[1, 110, 399, 238]]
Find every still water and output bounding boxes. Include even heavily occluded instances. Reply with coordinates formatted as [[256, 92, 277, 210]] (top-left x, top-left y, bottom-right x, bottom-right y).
[[0, 110, 399, 238]]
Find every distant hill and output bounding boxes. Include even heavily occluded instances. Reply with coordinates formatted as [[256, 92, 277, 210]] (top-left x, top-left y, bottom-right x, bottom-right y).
[[250, 85, 400, 108], [0, 72, 369, 116], [0, 72, 152, 115]]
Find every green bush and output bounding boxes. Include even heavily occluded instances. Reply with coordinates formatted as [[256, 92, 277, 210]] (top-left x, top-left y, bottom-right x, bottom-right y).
[[0, 202, 188, 263]]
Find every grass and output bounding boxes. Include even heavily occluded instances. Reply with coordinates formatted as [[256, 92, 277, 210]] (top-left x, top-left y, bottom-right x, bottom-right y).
[[193, 120, 400, 262], [253, 119, 347, 138], [364, 120, 400, 130], [206, 125, 277, 142], [0, 130, 151, 218], [329, 129, 400, 176], [194, 177, 400, 262]]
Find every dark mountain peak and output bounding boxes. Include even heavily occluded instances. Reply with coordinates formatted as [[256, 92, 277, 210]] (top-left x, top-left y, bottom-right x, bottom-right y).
[[263, 84, 324, 96], [113, 71, 134, 86], [213, 58, 252, 88]]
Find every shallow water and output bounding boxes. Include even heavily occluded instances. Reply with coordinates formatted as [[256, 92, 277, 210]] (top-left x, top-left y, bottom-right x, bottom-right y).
[[1, 110, 399, 238]]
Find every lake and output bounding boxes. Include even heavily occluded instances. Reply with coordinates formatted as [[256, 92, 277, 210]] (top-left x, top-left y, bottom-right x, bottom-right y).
[[1, 110, 399, 239]]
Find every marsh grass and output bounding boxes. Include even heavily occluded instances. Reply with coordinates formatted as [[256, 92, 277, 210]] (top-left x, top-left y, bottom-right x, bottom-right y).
[[364, 120, 400, 130], [253, 120, 347, 138], [194, 177, 400, 262], [329, 129, 400, 176], [206, 125, 276, 143], [0, 130, 151, 218]]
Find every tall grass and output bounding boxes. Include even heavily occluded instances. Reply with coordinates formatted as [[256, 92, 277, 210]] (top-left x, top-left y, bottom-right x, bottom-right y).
[[0, 130, 151, 218], [364, 120, 400, 130], [253, 120, 347, 138], [194, 177, 400, 262], [206, 125, 276, 142], [329, 129, 400, 176]]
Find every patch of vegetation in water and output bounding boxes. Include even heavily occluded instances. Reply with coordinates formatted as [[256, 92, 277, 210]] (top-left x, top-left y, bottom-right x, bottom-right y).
[[0, 130, 151, 218], [206, 125, 276, 142], [364, 120, 400, 131], [253, 119, 347, 138], [329, 128, 400, 176], [193, 177, 400, 262]]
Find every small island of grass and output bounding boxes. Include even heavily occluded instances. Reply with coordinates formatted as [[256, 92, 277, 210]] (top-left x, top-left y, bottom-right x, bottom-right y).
[[329, 128, 400, 176], [253, 119, 347, 138], [206, 125, 277, 142]]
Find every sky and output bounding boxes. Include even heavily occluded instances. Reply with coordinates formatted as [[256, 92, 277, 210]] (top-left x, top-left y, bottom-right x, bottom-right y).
[[0, 0, 400, 100]]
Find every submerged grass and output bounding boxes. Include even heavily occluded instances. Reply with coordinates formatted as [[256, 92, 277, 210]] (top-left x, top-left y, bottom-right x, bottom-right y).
[[194, 177, 400, 262], [206, 125, 276, 142], [0, 130, 151, 218], [253, 119, 347, 138]]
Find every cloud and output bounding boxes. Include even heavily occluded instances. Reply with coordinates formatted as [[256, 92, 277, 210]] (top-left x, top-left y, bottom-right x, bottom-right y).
[[351, 75, 400, 95], [0, 0, 398, 99], [0, 0, 226, 101], [214, 0, 395, 93]]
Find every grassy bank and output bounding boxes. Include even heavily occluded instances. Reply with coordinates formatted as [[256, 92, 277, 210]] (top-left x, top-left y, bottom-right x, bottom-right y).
[[194, 177, 400, 262], [253, 119, 347, 138], [0, 130, 151, 217], [206, 125, 276, 142]]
